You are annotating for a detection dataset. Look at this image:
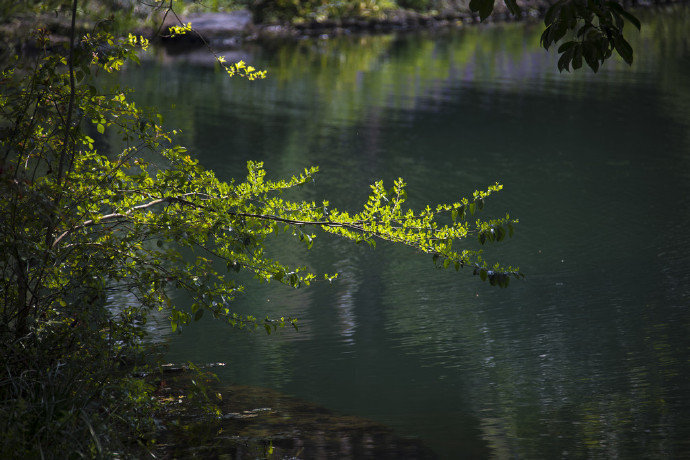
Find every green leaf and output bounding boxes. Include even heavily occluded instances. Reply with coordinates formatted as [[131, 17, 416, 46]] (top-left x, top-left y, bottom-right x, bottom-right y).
[[540, 27, 552, 49], [551, 19, 568, 44], [504, 0, 521, 16], [607, 1, 641, 30], [582, 43, 600, 72], [562, 2, 577, 28], [572, 45, 583, 70], [496, 226, 506, 242], [469, 0, 495, 21], [544, 2, 561, 26], [557, 41, 577, 54], [194, 308, 204, 321], [614, 35, 634, 65], [620, 9, 641, 30], [558, 51, 571, 72], [97, 123, 105, 134]]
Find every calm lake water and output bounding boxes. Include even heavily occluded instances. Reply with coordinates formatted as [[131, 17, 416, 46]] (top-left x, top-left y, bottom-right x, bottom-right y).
[[121, 6, 690, 457]]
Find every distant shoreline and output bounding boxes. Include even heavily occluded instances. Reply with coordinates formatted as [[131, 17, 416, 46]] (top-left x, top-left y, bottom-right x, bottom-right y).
[[156, 4, 548, 47], [3, 1, 685, 54]]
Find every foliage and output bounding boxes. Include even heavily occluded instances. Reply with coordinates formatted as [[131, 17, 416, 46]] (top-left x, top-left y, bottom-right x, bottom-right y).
[[248, 0, 395, 23], [0, 25, 162, 456], [0, 316, 160, 457], [0, 1, 520, 454], [466, 0, 641, 72], [0, 0, 525, 456], [0, 14, 519, 338]]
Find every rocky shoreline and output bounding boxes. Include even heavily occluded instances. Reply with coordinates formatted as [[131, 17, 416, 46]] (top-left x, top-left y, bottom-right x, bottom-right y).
[[156, 4, 547, 48], [2, 1, 682, 54], [0, 2, 554, 54], [153, 0, 681, 47]]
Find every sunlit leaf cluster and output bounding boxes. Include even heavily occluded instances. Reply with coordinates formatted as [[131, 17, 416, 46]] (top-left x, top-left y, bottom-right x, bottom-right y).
[[1, 23, 519, 344]]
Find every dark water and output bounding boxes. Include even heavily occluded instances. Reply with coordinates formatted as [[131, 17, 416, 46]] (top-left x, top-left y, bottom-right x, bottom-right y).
[[121, 6, 690, 458]]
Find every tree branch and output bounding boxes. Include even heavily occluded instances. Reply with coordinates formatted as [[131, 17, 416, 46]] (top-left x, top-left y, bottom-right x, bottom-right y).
[[56, 0, 78, 186]]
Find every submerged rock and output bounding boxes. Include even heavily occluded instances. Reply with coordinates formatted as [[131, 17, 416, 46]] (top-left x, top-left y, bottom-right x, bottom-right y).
[[155, 379, 437, 459]]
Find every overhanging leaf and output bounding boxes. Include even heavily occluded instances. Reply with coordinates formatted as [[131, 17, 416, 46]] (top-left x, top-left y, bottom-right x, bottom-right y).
[[504, 0, 521, 16], [469, 0, 495, 21]]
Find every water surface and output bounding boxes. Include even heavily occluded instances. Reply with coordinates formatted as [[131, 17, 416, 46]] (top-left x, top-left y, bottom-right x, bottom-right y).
[[122, 6, 690, 457]]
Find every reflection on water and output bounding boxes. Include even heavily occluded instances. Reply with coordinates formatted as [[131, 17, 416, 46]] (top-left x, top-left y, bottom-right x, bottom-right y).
[[106, 289, 170, 344], [118, 4, 690, 458]]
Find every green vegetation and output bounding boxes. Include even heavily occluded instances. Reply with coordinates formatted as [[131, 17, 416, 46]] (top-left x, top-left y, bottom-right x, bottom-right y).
[[0, 1, 531, 456]]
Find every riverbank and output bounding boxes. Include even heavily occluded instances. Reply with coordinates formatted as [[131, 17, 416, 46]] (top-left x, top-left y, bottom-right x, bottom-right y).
[[3, 0, 683, 54], [0, 5, 539, 52], [152, 0, 685, 47], [155, 3, 545, 48]]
